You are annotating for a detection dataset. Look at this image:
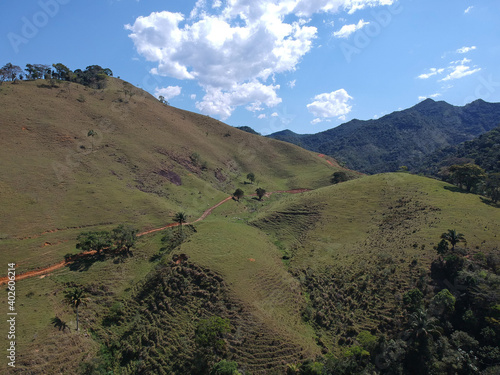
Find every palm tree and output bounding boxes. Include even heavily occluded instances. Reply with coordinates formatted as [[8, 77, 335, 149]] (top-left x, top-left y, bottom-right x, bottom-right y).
[[174, 212, 187, 236], [64, 288, 87, 331], [440, 229, 465, 251]]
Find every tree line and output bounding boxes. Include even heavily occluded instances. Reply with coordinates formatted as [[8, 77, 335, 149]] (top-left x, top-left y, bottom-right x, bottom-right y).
[[441, 163, 500, 203], [0, 62, 113, 89]]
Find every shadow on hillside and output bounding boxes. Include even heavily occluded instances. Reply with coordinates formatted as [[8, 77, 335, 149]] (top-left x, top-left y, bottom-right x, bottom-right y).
[[480, 197, 500, 208], [443, 185, 469, 194], [68, 252, 106, 272]]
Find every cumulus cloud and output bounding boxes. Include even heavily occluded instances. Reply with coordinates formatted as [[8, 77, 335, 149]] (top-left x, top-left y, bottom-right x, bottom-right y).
[[333, 19, 369, 38], [154, 86, 182, 100], [126, 0, 392, 119], [258, 114, 267, 119], [271, 112, 279, 117], [307, 89, 353, 123], [190, 94, 197, 100], [195, 81, 281, 120], [456, 46, 476, 54], [288, 79, 296, 88], [464, 6, 473, 14]]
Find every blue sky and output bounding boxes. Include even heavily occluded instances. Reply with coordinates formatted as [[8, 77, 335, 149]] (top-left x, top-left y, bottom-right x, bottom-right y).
[[2, 0, 499, 135]]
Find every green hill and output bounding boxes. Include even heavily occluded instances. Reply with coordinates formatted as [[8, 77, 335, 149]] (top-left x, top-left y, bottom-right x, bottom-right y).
[[268, 99, 500, 174], [0, 78, 498, 374], [417, 125, 500, 175]]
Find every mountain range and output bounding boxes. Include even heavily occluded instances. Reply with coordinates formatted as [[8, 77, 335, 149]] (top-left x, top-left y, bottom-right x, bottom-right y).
[[268, 99, 500, 174]]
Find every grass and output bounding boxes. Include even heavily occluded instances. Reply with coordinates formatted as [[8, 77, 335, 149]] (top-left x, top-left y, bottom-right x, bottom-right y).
[[1, 78, 499, 373]]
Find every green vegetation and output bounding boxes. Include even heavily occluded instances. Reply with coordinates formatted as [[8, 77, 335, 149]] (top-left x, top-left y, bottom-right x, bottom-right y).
[[64, 288, 87, 331], [255, 187, 266, 200], [269, 99, 500, 174], [1, 76, 499, 374], [233, 188, 244, 201]]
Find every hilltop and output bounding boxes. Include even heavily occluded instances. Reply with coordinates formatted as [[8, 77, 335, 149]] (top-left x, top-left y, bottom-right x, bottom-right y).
[[268, 99, 500, 174]]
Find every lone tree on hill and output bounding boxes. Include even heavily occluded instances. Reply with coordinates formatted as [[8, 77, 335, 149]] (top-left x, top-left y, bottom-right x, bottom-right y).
[[246, 172, 255, 184], [64, 288, 88, 331], [174, 212, 187, 236], [233, 188, 244, 201], [255, 187, 266, 201], [440, 229, 465, 252], [111, 225, 138, 254], [331, 171, 350, 184]]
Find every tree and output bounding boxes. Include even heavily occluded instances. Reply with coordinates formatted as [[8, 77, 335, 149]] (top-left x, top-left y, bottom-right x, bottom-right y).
[[87, 130, 97, 151], [246, 172, 255, 184], [233, 188, 244, 201], [449, 163, 486, 192], [52, 63, 71, 81], [195, 316, 230, 360], [174, 212, 187, 237], [76, 231, 112, 255], [485, 173, 500, 203], [255, 187, 266, 201], [158, 95, 169, 105], [111, 225, 138, 254], [441, 229, 465, 251], [331, 171, 350, 184], [435, 239, 449, 255], [1, 63, 22, 82], [403, 288, 424, 312], [64, 288, 88, 331]]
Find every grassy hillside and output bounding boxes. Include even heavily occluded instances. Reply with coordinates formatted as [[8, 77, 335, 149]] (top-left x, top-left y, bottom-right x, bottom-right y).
[[1, 78, 498, 374], [0, 78, 338, 272]]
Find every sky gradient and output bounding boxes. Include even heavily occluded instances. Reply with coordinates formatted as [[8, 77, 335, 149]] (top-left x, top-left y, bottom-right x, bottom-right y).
[[2, 0, 499, 135]]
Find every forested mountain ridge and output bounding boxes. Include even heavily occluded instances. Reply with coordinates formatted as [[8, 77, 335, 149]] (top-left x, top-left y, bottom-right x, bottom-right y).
[[268, 99, 500, 174]]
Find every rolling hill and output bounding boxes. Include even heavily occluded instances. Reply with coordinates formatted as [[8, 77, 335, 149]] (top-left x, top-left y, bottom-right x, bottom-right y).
[[0, 77, 499, 374], [268, 99, 500, 174]]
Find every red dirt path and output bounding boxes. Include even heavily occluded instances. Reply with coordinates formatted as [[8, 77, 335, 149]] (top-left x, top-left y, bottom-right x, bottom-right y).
[[0, 189, 311, 284]]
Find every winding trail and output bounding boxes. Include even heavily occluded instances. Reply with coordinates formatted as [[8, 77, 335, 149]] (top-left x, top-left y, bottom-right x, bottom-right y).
[[0, 189, 311, 284]]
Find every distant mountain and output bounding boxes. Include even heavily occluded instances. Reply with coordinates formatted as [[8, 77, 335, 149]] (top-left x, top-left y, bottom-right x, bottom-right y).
[[236, 125, 261, 135], [268, 99, 500, 174], [417, 125, 500, 175]]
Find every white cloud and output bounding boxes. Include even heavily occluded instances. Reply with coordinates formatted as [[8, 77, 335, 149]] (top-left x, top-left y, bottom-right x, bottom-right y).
[[417, 68, 444, 80], [307, 89, 353, 121], [190, 94, 197, 100], [288, 79, 296, 88], [195, 81, 281, 120], [456, 46, 476, 54], [258, 114, 267, 119], [126, 0, 393, 119], [311, 118, 322, 124], [418, 93, 441, 101], [271, 112, 279, 117], [333, 19, 369, 38], [441, 64, 481, 81], [464, 6, 473, 14], [154, 86, 182, 100]]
